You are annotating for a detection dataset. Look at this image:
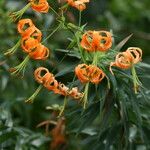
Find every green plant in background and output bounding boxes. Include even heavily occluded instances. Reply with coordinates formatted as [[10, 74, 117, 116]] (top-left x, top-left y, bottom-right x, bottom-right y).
[[0, 0, 150, 150]]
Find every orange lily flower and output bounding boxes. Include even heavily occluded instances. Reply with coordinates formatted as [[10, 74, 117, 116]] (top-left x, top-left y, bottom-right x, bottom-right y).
[[67, 0, 89, 11], [21, 37, 39, 53], [10, 0, 50, 22], [81, 30, 112, 52], [75, 64, 105, 84], [29, 43, 50, 60], [88, 65, 106, 84], [44, 79, 83, 98], [75, 64, 89, 83], [24, 26, 42, 41], [29, 0, 50, 13], [17, 19, 42, 41], [110, 47, 142, 74], [126, 47, 142, 64], [17, 19, 34, 36], [34, 67, 83, 99], [43, 77, 59, 93], [34, 67, 52, 84]]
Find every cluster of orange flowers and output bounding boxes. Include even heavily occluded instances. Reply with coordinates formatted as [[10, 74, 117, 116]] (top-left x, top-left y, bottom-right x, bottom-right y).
[[74, 30, 142, 92], [81, 30, 112, 52], [75, 64, 105, 84], [34, 67, 84, 99], [67, 0, 90, 11], [7, 0, 143, 107], [5, 1, 145, 148], [10, 0, 90, 22], [110, 47, 142, 74], [74, 30, 111, 84], [18, 19, 49, 60]]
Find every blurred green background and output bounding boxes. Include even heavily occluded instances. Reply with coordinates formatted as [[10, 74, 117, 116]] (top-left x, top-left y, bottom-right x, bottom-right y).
[[0, 0, 150, 149]]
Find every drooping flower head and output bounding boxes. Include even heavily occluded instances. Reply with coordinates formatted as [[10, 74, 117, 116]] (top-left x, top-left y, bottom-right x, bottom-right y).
[[110, 47, 142, 74], [29, 43, 50, 60], [75, 64, 105, 84], [81, 30, 112, 52], [67, 0, 90, 11], [34, 67, 84, 99], [29, 0, 50, 13], [18, 19, 42, 40], [18, 19, 50, 60]]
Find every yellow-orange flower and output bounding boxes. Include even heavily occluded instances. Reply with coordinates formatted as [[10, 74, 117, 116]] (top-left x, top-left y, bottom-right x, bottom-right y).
[[29, 43, 50, 60], [67, 0, 89, 11], [29, 0, 50, 13], [34, 67, 51, 84], [18, 19, 49, 60], [17, 19, 34, 36], [75, 64, 89, 83], [81, 30, 112, 52], [18, 19, 42, 41], [75, 64, 105, 84], [88, 65, 106, 84], [21, 37, 39, 53], [110, 47, 142, 74], [34, 67, 84, 99]]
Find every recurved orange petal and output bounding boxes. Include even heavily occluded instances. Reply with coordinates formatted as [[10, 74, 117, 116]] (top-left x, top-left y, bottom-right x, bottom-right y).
[[34, 67, 50, 84], [17, 19, 34, 36], [29, 44, 50, 60], [30, 0, 50, 13], [21, 37, 39, 53]]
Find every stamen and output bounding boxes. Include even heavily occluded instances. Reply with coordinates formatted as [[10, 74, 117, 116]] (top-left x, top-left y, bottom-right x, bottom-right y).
[[4, 39, 21, 56], [10, 3, 31, 22], [25, 85, 43, 103], [9, 55, 30, 76]]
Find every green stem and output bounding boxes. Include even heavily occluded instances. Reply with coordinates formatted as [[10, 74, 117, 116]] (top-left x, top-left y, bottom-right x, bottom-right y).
[[42, 24, 61, 43], [25, 85, 43, 103], [75, 32, 86, 63], [106, 75, 111, 89], [69, 75, 76, 89], [92, 51, 98, 66], [50, 6, 59, 17], [79, 11, 82, 27], [131, 66, 140, 93], [83, 82, 89, 109], [59, 96, 68, 116], [60, 3, 69, 11]]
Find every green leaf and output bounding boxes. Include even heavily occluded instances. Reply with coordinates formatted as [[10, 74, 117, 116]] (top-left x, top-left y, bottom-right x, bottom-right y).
[[55, 66, 75, 77], [138, 62, 150, 69], [0, 130, 18, 144], [114, 34, 133, 51], [104, 122, 122, 150], [81, 128, 97, 136], [77, 102, 100, 133]]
